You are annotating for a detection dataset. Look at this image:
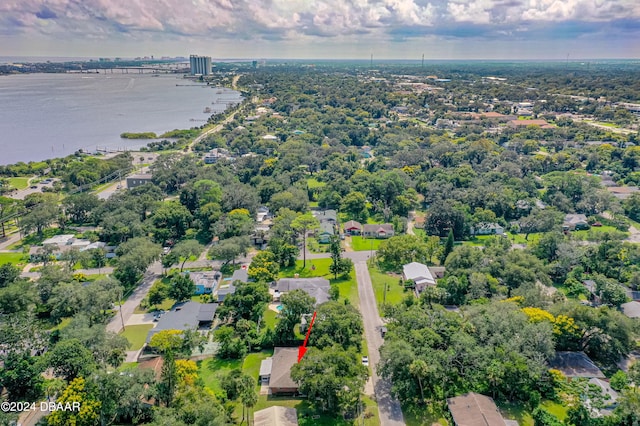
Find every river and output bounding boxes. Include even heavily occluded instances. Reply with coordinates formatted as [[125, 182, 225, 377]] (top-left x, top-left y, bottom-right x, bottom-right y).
[[0, 73, 241, 165]]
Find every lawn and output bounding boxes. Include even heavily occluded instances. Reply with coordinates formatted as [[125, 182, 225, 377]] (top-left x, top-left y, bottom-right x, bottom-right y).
[[120, 324, 154, 350], [280, 258, 359, 309], [197, 356, 243, 396], [8, 176, 30, 190], [351, 236, 383, 252], [497, 402, 534, 426], [307, 178, 326, 189], [243, 350, 273, 389], [540, 401, 568, 421], [368, 264, 407, 309], [402, 404, 448, 426], [0, 252, 26, 265], [263, 308, 278, 329], [574, 225, 628, 239]]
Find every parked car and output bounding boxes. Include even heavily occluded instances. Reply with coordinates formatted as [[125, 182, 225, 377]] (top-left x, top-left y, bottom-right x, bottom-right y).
[[361, 356, 369, 367]]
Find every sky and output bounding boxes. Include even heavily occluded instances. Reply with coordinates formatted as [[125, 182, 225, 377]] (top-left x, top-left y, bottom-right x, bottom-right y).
[[1, 0, 639, 60]]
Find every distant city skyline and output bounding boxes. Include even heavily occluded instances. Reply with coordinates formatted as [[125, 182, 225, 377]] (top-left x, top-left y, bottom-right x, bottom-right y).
[[2, 0, 639, 60]]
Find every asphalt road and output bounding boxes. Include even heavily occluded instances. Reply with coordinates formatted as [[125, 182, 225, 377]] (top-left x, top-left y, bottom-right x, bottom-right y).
[[354, 260, 405, 426], [106, 261, 163, 334]]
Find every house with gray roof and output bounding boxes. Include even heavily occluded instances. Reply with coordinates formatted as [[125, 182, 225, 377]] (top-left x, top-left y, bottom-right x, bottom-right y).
[[312, 209, 337, 224], [190, 271, 219, 295], [447, 392, 507, 426], [363, 223, 395, 238], [254, 406, 299, 426], [317, 222, 335, 243], [274, 278, 331, 306], [146, 301, 218, 344], [549, 351, 605, 378], [563, 214, 589, 231], [621, 301, 640, 318]]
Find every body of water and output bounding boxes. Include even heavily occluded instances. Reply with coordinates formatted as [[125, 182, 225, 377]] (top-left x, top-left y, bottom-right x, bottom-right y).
[[0, 73, 241, 165]]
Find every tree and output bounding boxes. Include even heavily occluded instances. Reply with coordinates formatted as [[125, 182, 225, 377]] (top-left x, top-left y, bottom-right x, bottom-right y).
[[0, 351, 44, 402], [21, 193, 59, 236], [267, 237, 298, 267], [114, 237, 161, 288], [90, 369, 155, 426], [168, 274, 195, 302], [47, 338, 96, 381], [64, 193, 101, 224], [171, 239, 204, 272], [148, 281, 168, 308], [424, 235, 441, 265], [328, 234, 352, 279], [217, 281, 271, 323], [291, 345, 368, 414], [46, 377, 101, 426], [151, 201, 193, 243], [208, 236, 250, 266], [377, 235, 428, 271], [248, 250, 280, 283], [308, 301, 364, 351], [213, 326, 247, 360], [341, 191, 368, 222], [276, 289, 315, 344], [424, 201, 466, 239], [0, 263, 20, 288], [441, 229, 454, 263], [291, 212, 320, 268]]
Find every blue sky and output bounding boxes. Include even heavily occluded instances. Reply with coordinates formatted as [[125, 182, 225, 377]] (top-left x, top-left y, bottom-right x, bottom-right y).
[[1, 0, 639, 59]]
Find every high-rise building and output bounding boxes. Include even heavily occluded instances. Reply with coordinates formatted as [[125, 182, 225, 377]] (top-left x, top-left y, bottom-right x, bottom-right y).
[[190, 55, 212, 76]]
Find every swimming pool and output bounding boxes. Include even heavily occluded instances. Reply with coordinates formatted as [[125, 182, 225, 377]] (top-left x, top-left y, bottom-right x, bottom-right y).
[[276, 305, 283, 311]]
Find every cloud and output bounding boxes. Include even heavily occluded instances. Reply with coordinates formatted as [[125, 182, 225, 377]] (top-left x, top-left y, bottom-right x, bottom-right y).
[[0, 0, 638, 56]]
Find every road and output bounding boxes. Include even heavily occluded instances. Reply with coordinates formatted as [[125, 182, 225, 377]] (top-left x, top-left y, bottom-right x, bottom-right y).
[[106, 261, 163, 334], [602, 212, 640, 243], [353, 259, 405, 426]]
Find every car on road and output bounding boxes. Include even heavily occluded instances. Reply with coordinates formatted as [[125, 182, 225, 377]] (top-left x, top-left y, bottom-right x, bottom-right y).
[[30, 185, 38, 189], [361, 356, 369, 367]]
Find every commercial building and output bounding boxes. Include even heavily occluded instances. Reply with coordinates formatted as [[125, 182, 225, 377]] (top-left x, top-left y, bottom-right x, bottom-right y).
[[190, 55, 212, 76]]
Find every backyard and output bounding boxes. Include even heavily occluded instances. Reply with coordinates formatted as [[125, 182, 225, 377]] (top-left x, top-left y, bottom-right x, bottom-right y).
[[368, 264, 407, 309], [120, 324, 154, 350], [350, 236, 384, 251]]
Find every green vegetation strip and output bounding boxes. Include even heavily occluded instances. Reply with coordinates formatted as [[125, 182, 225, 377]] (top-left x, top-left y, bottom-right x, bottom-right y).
[[120, 324, 154, 350]]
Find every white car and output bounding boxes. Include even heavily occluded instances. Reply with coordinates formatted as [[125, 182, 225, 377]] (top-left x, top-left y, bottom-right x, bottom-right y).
[[361, 356, 369, 367]]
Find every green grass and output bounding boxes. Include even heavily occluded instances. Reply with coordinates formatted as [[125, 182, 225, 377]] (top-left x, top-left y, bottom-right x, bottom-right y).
[[197, 356, 243, 396], [365, 217, 383, 224], [117, 362, 139, 373], [307, 178, 326, 189], [309, 201, 319, 208], [497, 402, 534, 426], [540, 401, 568, 420], [243, 350, 273, 389], [120, 324, 154, 350], [368, 265, 407, 309], [280, 259, 359, 306], [8, 176, 30, 190], [402, 404, 449, 426], [351, 236, 383, 251], [0, 252, 26, 265], [263, 308, 278, 329]]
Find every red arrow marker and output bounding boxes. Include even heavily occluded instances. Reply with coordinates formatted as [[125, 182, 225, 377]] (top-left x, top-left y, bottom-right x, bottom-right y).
[[298, 311, 317, 363]]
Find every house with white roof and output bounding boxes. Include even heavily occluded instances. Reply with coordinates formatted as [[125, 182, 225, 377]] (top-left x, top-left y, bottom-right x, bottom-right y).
[[403, 262, 436, 294]]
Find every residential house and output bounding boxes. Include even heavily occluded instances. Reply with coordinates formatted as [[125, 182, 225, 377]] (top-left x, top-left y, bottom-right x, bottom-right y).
[[126, 173, 153, 189], [256, 206, 271, 223], [403, 262, 436, 294], [548, 351, 605, 379], [146, 301, 218, 345], [563, 214, 589, 231], [254, 406, 299, 426], [203, 148, 233, 164], [231, 268, 249, 283], [29, 234, 95, 261], [317, 222, 335, 244], [583, 280, 601, 304], [621, 301, 640, 319], [472, 222, 505, 236], [362, 223, 395, 239], [447, 392, 507, 426], [274, 278, 331, 306], [216, 284, 236, 302], [343, 220, 363, 235], [414, 216, 425, 229], [190, 271, 218, 295], [606, 186, 640, 200], [262, 134, 278, 141], [268, 347, 299, 395], [312, 209, 337, 225]]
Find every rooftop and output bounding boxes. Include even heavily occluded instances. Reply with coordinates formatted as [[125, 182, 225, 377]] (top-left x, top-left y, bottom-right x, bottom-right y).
[[254, 406, 299, 426], [621, 301, 640, 318], [269, 347, 299, 391], [447, 392, 506, 426], [549, 351, 605, 378], [146, 301, 218, 343], [403, 262, 436, 286]]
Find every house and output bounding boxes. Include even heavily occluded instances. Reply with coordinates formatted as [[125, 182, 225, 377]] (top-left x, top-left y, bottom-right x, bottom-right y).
[[343, 220, 363, 235], [563, 214, 589, 231], [621, 301, 640, 319], [317, 222, 335, 243], [262, 134, 278, 140], [362, 223, 395, 238], [203, 148, 232, 164], [254, 406, 299, 426], [29, 234, 95, 261], [146, 301, 218, 345], [548, 351, 605, 379], [268, 347, 299, 395], [274, 278, 331, 306], [126, 173, 153, 189], [312, 209, 337, 224], [190, 271, 218, 295], [231, 268, 249, 283], [414, 216, 425, 229], [403, 262, 436, 294], [447, 392, 507, 426], [606, 186, 640, 200], [429, 266, 446, 279], [256, 206, 271, 223], [259, 357, 273, 384], [216, 284, 236, 302], [472, 222, 505, 236]]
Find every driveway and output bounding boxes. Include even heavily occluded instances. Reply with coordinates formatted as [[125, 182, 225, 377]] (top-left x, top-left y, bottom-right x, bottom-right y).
[[354, 261, 405, 426]]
